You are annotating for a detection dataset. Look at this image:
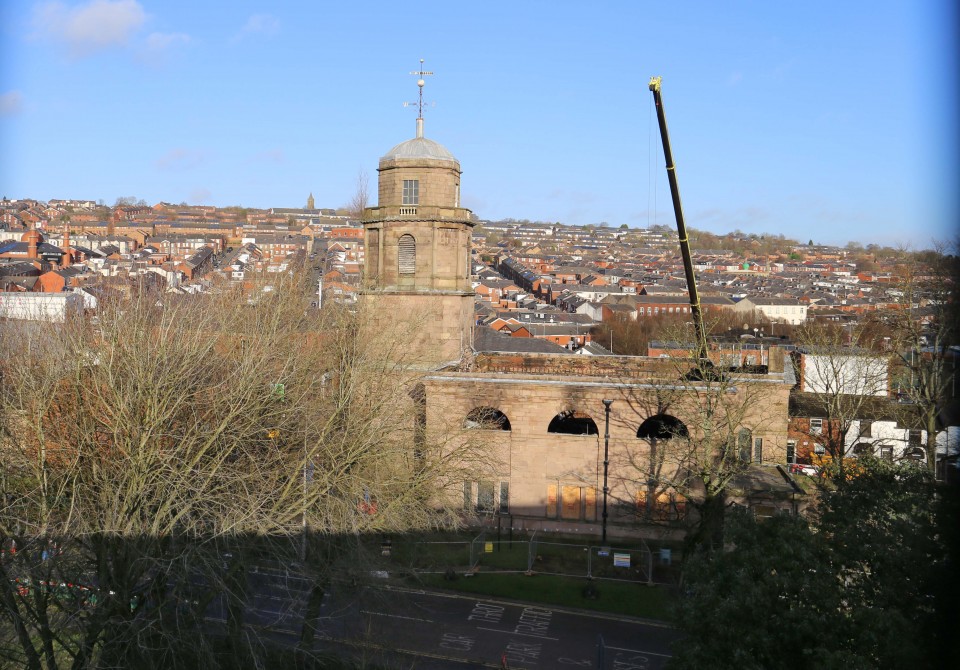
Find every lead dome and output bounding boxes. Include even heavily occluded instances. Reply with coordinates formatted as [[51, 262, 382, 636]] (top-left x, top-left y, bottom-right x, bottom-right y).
[[380, 136, 458, 165]]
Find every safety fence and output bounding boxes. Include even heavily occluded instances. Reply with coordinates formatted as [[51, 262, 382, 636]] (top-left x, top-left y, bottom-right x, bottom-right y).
[[395, 531, 663, 584]]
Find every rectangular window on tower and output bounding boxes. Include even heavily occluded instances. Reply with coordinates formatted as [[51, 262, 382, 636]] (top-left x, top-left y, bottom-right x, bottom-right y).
[[402, 179, 419, 205]]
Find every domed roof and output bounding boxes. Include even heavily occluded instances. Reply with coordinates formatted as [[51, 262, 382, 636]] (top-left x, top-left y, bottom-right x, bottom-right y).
[[21, 229, 43, 244], [380, 136, 458, 164]]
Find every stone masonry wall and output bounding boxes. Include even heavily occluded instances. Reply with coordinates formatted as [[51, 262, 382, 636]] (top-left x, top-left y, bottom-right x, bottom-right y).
[[424, 371, 791, 529], [378, 160, 460, 208]]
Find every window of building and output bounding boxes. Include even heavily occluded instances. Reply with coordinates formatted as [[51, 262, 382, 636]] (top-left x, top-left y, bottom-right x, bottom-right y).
[[810, 418, 823, 435], [464, 407, 511, 430], [547, 410, 598, 435], [786, 440, 796, 464], [637, 490, 687, 522], [879, 445, 893, 460], [398, 234, 416, 275], [814, 443, 826, 455], [738, 428, 752, 462], [754, 437, 764, 463], [402, 179, 419, 205], [860, 420, 873, 438], [477, 481, 495, 513], [466, 480, 509, 514], [908, 429, 922, 447]]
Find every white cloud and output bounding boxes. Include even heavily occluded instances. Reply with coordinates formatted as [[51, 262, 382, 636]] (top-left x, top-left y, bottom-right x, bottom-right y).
[[0, 91, 24, 117], [155, 148, 206, 171], [144, 31, 190, 52], [137, 31, 191, 66], [34, 0, 147, 58], [235, 13, 280, 40]]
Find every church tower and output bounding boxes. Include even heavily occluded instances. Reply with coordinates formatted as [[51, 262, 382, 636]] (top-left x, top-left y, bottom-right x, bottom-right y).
[[361, 61, 475, 367], [306, 193, 315, 210]]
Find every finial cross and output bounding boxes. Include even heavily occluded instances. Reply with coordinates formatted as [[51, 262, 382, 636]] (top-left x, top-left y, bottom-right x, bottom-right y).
[[403, 59, 436, 120]]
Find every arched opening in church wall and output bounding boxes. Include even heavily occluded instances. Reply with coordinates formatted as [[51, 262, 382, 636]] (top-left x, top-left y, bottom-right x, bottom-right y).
[[636, 414, 690, 441], [463, 406, 511, 431], [633, 414, 691, 522], [547, 410, 599, 435]]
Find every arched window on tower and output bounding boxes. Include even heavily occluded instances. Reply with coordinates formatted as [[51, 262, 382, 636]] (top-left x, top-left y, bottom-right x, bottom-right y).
[[398, 234, 416, 275]]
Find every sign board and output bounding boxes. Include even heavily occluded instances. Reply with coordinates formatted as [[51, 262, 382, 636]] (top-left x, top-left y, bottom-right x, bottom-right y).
[[485, 542, 494, 553], [613, 552, 631, 568], [597, 547, 610, 557]]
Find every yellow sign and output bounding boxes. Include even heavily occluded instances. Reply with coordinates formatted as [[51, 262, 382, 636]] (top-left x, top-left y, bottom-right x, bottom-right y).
[[485, 542, 494, 553]]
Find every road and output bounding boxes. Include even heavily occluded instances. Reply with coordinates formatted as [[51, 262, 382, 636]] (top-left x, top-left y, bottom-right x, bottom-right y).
[[208, 563, 679, 669]]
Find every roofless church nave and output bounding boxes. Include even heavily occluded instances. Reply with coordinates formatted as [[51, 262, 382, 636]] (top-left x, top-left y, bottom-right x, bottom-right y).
[[360, 63, 795, 534]]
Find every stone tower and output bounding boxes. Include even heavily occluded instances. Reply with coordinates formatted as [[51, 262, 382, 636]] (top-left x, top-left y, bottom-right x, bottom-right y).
[[306, 193, 315, 210], [361, 65, 474, 367]]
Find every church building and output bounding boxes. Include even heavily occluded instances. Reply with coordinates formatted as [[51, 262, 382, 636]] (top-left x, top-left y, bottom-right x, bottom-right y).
[[360, 67, 796, 538]]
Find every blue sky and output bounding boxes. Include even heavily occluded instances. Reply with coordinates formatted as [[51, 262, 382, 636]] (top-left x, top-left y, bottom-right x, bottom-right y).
[[1, 1, 956, 248]]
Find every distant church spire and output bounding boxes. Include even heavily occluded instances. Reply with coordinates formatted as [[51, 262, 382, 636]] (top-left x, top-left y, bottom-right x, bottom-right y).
[[405, 58, 433, 139], [306, 193, 315, 210]]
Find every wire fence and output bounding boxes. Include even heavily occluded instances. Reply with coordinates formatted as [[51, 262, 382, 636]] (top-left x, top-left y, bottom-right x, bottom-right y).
[[397, 531, 662, 584]]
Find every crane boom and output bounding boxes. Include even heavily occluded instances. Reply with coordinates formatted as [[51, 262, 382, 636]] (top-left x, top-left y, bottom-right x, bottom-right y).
[[649, 76, 709, 361]]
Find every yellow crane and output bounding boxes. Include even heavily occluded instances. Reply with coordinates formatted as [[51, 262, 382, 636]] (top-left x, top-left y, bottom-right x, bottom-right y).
[[649, 76, 709, 363]]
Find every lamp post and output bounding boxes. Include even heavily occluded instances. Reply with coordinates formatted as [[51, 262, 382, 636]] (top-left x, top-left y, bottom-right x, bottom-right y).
[[602, 399, 613, 544]]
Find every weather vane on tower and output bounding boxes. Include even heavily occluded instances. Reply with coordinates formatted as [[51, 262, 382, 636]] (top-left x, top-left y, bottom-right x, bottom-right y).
[[403, 58, 434, 138]]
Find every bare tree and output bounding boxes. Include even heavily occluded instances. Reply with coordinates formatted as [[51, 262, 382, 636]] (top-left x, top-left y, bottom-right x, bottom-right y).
[[885, 245, 959, 477], [612, 324, 789, 551], [0, 272, 489, 668], [791, 321, 894, 484], [345, 170, 370, 221]]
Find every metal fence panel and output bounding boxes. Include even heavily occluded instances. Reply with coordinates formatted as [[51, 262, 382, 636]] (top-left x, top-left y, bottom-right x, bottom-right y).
[[404, 533, 658, 584], [529, 540, 592, 578], [591, 546, 652, 583]]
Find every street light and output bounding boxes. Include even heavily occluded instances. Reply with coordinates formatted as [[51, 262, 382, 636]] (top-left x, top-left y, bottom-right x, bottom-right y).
[[602, 399, 613, 544]]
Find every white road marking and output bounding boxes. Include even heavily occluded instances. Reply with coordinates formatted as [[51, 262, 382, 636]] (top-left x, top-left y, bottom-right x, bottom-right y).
[[604, 645, 671, 658], [476, 626, 558, 641], [361, 610, 434, 623]]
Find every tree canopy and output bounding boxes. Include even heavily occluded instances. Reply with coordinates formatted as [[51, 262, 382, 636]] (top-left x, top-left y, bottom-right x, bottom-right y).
[[671, 458, 958, 669]]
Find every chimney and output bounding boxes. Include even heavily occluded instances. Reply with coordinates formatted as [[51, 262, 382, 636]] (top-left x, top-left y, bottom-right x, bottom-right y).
[[28, 232, 38, 260], [62, 228, 71, 267]]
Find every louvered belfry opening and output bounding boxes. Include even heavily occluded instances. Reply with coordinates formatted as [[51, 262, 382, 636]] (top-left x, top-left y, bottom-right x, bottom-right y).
[[398, 234, 416, 275]]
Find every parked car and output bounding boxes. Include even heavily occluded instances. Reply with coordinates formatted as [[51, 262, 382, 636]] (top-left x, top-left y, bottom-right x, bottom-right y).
[[789, 463, 819, 476]]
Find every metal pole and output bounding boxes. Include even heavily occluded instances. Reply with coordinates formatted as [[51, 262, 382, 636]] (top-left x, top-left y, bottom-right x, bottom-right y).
[[301, 443, 308, 562], [602, 399, 613, 544]]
